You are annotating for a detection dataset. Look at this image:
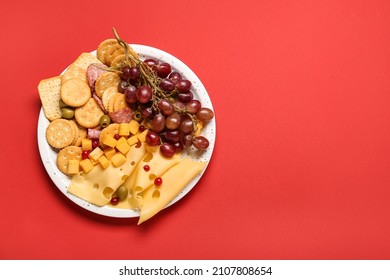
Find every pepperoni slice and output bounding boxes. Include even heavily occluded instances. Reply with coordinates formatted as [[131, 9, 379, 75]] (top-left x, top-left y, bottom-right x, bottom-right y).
[[109, 107, 133, 123]]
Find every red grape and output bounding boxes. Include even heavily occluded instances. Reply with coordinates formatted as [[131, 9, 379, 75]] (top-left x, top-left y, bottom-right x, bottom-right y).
[[165, 112, 181, 130], [160, 78, 175, 92], [146, 131, 161, 146], [160, 142, 175, 158], [151, 113, 166, 133], [196, 108, 214, 121], [118, 80, 129, 93], [157, 98, 174, 115], [169, 71, 182, 84], [128, 67, 140, 80], [172, 141, 184, 152], [180, 118, 194, 134], [136, 85, 152, 103], [157, 63, 172, 78], [144, 59, 158, 71], [124, 85, 137, 103], [165, 129, 181, 143], [176, 79, 191, 93], [121, 66, 132, 80], [193, 136, 209, 150], [186, 100, 201, 113], [182, 134, 193, 147], [177, 91, 193, 103]]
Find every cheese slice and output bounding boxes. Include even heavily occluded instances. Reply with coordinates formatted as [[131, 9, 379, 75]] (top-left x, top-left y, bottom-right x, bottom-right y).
[[67, 142, 146, 206], [138, 157, 207, 224], [124, 148, 181, 209]]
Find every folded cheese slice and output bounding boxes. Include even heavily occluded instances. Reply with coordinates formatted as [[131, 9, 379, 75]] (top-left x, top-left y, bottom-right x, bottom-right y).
[[138, 157, 207, 224], [67, 142, 146, 206], [115, 147, 182, 210]]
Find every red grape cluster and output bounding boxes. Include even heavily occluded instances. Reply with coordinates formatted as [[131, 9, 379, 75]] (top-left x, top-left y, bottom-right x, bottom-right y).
[[116, 55, 214, 158]]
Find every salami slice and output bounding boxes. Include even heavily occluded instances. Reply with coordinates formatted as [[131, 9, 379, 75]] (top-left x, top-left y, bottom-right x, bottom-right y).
[[92, 93, 107, 114], [109, 107, 133, 123], [87, 63, 108, 90]]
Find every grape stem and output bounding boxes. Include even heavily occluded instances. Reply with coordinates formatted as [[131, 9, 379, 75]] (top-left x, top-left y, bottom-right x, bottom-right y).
[[111, 28, 199, 129]]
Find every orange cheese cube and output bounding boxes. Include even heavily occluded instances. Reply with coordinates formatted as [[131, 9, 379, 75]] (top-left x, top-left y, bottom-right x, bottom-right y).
[[119, 123, 130, 136], [129, 120, 140, 135], [101, 134, 117, 147], [103, 147, 116, 160], [111, 152, 127, 167], [89, 147, 104, 161], [116, 141, 131, 155], [67, 160, 80, 174], [79, 159, 94, 173], [137, 129, 148, 142], [81, 139, 92, 151], [116, 136, 127, 146], [127, 135, 139, 146], [98, 155, 110, 169]]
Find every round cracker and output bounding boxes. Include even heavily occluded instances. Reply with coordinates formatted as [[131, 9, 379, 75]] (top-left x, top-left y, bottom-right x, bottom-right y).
[[46, 119, 75, 149], [108, 92, 121, 113], [95, 72, 121, 99], [56, 146, 82, 175], [105, 43, 123, 66], [69, 120, 79, 145], [111, 54, 127, 68], [102, 86, 119, 111], [113, 93, 129, 112], [75, 98, 105, 128], [97, 39, 118, 65], [60, 78, 91, 107]]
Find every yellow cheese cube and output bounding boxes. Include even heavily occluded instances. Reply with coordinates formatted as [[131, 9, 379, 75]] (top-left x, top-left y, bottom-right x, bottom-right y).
[[119, 123, 130, 136], [79, 159, 94, 173], [67, 160, 80, 174], [111, 152, 127, 167], [103, 147, 116, 160], [137, 129, 148, 142], [89, 157, 100, 166], [88, 147, 104, 161], [116, 136, 127, 147], [81, 139, 92, 151], [98, 155, 110, 169], [129, 120, 140, 135], [116, 141, 131, 155], [101, 134, 117, 148], [127, 135, 139, 146]]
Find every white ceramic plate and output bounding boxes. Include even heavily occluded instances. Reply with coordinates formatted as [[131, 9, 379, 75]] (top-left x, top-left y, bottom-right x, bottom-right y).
[[37, 44, 216, 218]]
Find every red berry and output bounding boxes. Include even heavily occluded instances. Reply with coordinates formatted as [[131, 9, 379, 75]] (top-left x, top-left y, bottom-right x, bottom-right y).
[[143, 165, 150, 172], [92, 139, 99, 149], [114, 134, 120, 140], [139, 125, 145, 132], [82, 150, 91, 160], [154, 177, 163, 186], [110, 197, 119, 205]]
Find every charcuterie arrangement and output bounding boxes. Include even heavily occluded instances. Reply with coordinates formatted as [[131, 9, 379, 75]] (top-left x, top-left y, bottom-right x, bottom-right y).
[[38, 29, 215, 224]]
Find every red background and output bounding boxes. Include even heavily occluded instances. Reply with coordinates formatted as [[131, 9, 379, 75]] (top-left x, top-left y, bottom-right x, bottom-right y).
[[1, 0, 390, 259]]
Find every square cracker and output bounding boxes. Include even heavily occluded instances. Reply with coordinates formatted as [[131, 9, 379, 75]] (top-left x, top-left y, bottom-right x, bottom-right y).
[[62, 53, 101, 83], [38, 76, 62, 121]]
